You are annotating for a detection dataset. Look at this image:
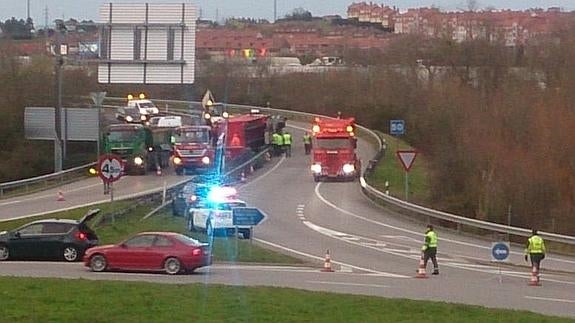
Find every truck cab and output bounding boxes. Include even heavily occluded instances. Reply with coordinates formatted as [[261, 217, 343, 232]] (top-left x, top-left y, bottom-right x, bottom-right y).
[[116, 95, 160, 123], [310, 117, 361, 182], [171, 125, 215, 175]]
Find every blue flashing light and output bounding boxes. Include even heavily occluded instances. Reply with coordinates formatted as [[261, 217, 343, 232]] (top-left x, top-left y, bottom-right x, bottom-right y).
[[206, 186, 237, 203]]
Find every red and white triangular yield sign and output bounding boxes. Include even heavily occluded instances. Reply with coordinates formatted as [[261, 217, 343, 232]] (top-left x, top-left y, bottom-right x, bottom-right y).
[[397, 150, 417, 172]]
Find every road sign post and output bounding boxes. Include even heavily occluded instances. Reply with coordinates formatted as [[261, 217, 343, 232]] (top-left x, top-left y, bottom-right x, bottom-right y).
[[97, 154, 123, 203], [396, 150, 417, 201], [491, 242, 510, 284]]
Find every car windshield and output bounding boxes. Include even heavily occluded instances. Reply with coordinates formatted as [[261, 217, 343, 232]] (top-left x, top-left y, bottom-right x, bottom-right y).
[[173, 234, 203, 246], [315, 138, 352, 149], [174, 130, 210, 144], [107, 130, 138, 141]]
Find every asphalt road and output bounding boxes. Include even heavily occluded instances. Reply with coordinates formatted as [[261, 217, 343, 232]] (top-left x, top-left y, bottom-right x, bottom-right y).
[[1, 120, 575, 318]]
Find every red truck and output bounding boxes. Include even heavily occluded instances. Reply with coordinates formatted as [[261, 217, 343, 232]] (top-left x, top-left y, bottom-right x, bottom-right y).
[[310, 117, 361, 182], [172, 112, 270, 175], [171, 125, 215, 175], [222, 113, 270, 161]]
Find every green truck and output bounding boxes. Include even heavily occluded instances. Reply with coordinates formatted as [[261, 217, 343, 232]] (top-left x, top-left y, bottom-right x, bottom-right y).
[[103, 123, 173, 175]]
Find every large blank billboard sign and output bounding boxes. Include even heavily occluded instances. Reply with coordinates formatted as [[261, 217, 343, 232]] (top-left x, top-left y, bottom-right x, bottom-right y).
[[98, 3, 196, 84]]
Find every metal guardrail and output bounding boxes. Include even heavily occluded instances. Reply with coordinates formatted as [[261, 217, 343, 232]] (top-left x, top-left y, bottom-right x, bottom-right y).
[[0, 162, 96, 199]]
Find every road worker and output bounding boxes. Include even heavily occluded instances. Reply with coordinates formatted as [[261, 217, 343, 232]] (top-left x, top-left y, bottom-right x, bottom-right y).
[[525, 229, 546, 278], [303, 132, 312, 155], [422, 224, 439, 275], [282, 131, 292, 157]]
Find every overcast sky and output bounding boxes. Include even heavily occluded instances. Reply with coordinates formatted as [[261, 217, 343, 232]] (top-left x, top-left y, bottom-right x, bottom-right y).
[[1, 0, 573, 26]]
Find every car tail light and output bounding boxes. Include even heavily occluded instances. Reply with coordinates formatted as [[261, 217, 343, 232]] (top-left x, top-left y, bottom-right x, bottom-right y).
[[192, 248, 202, 256], [76, 231, 88, 241]]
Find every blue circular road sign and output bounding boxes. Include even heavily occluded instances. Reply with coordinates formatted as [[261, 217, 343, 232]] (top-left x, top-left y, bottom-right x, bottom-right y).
[[491, 242, 510, 261]]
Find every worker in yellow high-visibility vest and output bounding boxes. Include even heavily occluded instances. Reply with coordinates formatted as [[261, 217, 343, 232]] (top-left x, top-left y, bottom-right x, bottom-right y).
[[525, 229, 546, 274], [421, 224, 439, 275]]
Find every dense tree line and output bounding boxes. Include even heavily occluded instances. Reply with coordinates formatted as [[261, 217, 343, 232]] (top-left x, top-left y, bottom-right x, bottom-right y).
[[0, 42, 97, 181]]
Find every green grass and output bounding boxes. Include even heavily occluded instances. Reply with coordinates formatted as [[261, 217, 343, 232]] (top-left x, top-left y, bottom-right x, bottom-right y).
[[0, 277, 570, 323], [0, 202, 302, 264], [368, 133, 431, 204]]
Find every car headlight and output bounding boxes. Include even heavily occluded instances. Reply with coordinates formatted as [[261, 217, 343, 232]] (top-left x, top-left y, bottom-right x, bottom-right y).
[[311, 164, 322, 174], [201, 156, 210, 165], [134, 157, 143, 165], [173, 157, 182, 165], [140, 115, 147, 121], [126, 115, 133, 122], [152, 108, 159, 114], [342, 164, 355, 174]]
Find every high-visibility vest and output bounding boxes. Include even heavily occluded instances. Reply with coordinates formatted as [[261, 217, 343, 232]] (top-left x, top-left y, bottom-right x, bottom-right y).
[[422, 230, 438, 251], [272, 133, 280, 145], [276, 133, 284, 145], [526, 235, 545, 254], [303, 134, 311, 144], [283, 133, 292, 145]]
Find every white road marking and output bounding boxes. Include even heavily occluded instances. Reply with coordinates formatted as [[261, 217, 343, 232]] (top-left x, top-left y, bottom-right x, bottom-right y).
[[307, 281, 389, 288], [253, 237, 409, 278], [238, 156, 285, 189], [524, 296, 575, 304], [314, 183, 575, 266], [301, 216, 575, 285]]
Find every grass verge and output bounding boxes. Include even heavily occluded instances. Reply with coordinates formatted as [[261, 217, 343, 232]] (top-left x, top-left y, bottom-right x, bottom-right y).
[[0, 277, 570, 323], [368, 133, 430, 204]]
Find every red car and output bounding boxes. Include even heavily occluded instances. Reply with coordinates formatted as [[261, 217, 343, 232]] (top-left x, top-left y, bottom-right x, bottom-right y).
[[83, 232, 211, 275]]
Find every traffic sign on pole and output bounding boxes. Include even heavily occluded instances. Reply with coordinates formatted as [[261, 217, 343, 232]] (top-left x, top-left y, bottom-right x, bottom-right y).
[[491, 242, 510, 262], [397, 150, 417, 172], [390, 120, 405, 135], [232, 207, 266, 226], [97, 154, 123, 184]]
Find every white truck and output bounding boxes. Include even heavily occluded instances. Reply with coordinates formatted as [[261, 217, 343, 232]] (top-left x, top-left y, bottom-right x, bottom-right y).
[[116, 97, 160, 123], [186, 199, 252, 239]]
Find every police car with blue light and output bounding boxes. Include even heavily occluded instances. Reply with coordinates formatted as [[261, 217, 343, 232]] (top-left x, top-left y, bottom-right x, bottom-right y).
[[185, 186, 252, 239]]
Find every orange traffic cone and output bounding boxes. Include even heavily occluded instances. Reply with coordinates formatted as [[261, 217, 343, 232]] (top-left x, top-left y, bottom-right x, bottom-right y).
[[56, 191, 65, 202], [240, 171, 247, 182], [321, 249, 334, 272], [415, 255, 428, 278], [249, 165, 255, 174], [156, 165, 162, 176], [528, 265, 541, 286], [265, 152, 271, 161]]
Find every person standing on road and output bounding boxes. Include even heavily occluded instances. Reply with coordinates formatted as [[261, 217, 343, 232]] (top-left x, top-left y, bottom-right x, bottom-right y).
[[525, 229, 546, 274], [282, 131, 292, 157], [276, 131, 284, 156], [303, 132, 312, 155], [422, 224, 439, 275]]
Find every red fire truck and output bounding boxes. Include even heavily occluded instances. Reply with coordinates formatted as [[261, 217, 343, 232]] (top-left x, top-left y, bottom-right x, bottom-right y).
[[172, 111, 270, 175], [171, 125, 215, 175], [310, 117, 361, 182]]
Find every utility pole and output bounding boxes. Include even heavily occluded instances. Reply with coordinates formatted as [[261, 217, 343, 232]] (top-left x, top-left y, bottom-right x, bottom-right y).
[[27, 0, 30, 20], [274, 0, 277, 22], [44, 6, 49, 31]]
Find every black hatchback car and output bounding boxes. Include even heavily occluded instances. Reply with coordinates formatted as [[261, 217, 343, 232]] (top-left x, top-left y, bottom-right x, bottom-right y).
[[0, 209, 100, 262]]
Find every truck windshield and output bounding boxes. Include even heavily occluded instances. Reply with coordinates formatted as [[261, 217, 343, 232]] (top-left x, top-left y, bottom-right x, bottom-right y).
[[315, 138, 352, 149], [139, 102, 156, 109], [174, 130, 210, 144], [107, 130, 138, 141]]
